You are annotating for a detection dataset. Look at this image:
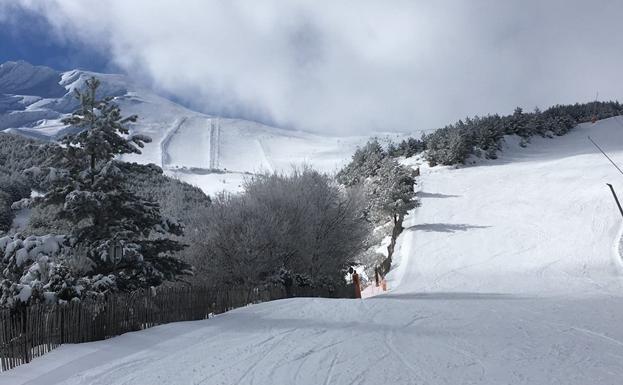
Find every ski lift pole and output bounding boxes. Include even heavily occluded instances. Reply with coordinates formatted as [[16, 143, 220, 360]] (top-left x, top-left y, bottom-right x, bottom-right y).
[[607, 183, 623, 218]]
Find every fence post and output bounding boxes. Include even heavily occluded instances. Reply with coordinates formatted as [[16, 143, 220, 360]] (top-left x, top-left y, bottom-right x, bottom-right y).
[[20, 307, 30, 364]]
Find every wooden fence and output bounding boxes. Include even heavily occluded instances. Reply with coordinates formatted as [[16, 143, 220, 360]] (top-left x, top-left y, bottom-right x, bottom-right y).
[[0, 284, 354, 372]]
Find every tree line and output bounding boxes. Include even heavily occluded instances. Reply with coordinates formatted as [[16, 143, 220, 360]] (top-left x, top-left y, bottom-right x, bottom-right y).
[[388, 101, 623, 165]]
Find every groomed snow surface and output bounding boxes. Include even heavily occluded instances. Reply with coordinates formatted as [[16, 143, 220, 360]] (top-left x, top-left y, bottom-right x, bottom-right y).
[[5, 118, 623, 384]]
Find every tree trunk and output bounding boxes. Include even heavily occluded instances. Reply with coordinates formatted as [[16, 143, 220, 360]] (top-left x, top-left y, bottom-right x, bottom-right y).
[[380, 213, 405, 277]]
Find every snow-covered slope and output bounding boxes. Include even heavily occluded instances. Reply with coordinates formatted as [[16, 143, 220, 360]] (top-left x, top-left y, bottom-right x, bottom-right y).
[[0, 61, 409, 195], [389, 116, 623, 296], [5, 118, 623, 385]]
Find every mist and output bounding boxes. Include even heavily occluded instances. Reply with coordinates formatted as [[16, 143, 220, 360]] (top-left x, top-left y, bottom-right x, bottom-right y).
[[5, 0, 623, 134]]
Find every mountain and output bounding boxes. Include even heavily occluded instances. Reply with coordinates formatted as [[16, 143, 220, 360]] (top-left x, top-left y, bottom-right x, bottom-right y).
[[0, 61, 411, 194]]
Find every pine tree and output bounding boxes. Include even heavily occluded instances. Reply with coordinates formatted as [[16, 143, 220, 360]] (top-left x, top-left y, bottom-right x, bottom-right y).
[[366, 158, 417, 226], [60, 77, 151, 186], [507, 107, 529, 136], [336, 139, 386, 186], [36, 77, 191, 294]]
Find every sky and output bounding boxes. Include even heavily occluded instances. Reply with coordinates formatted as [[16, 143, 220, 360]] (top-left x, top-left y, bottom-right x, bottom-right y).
[[0, 6, 109, 72], [1, 0, 622, 135]]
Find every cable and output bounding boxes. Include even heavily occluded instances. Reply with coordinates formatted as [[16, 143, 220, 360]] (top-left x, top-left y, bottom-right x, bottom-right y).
[[588, 136, 623, 176]]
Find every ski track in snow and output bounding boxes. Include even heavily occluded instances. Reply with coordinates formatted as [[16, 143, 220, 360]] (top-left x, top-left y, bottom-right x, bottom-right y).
[[5, 118, 623, 384], [208, 118, 220, 170], [256, 138, 275, 173], [160, 116, 187, 169]]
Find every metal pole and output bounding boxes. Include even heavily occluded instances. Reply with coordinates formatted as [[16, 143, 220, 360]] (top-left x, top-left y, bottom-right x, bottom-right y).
[[606, 183, 623, 218]]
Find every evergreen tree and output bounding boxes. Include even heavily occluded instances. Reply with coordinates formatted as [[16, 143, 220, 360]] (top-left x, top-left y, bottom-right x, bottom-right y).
[[336, 139, 387, 186], [366, 158, 418, 226], [59, 77, 150, 186], [35, 77, 191, 293]]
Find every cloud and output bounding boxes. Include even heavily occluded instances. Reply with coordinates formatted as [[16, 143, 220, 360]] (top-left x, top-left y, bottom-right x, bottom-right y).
[[5, 0, 623, 134]]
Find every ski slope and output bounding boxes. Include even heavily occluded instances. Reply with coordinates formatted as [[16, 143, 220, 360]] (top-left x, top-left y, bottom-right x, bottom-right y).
[[1, 61, 411, 196], [159, 115, 407, 195], [4, 118, 623, 385], [389, 117, 623, 296]]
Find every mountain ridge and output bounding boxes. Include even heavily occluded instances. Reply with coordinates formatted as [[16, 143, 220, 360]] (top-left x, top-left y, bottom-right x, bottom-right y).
[[0, 61, 410, 194]]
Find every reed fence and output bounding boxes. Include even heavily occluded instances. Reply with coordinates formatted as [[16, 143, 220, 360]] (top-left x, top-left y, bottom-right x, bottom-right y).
[[0, 284, 354, 372]]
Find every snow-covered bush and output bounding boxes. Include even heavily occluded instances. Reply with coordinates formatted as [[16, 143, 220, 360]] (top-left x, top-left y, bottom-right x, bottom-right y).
[[0, 233, 114, 307], [200, 167, 369, 287]]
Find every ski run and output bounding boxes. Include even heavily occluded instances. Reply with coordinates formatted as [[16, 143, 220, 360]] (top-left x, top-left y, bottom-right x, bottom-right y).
[[4, 118, 623, 384]]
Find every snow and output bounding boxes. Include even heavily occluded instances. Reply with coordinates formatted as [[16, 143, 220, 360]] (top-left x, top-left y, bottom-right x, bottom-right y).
[[157, 115, 409, 194], [2, 234, 64, 268], [0, 61, 414, 195], [17, 285, 32, 303], [0, 61, 65, 98], [393, 117, 623, 296], [4, 117, 623, 384]]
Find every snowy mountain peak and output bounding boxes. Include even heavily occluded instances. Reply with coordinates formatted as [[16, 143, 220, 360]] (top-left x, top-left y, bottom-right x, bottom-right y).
[[0, 60, 65, 98]]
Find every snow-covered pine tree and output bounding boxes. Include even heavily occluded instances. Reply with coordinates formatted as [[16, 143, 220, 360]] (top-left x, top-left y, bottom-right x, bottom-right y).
[[474, 115, 502, 159], [35, 77, 191, 294], [366, 158, 418, 227], [528, 107, 547, 137], [336, 139, 386, 186]]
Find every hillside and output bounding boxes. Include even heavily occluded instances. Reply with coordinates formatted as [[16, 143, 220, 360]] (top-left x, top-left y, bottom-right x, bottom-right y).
[[0, 61, 409, 195], [5, 118, 623, 385], [389, 116, 623, 295]]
